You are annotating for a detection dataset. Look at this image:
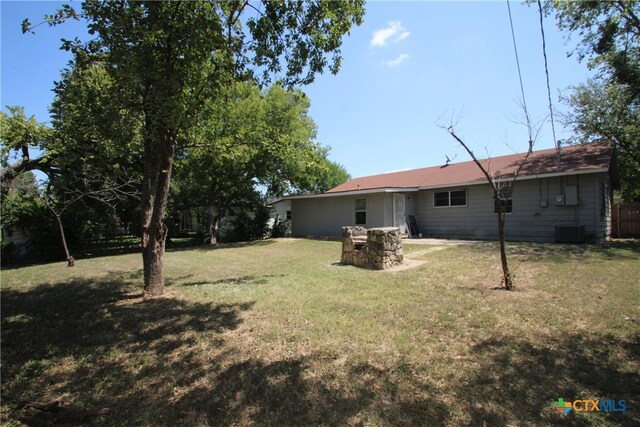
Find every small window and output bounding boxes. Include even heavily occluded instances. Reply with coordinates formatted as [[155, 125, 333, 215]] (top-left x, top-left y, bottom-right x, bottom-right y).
[[494, 198, 513, 214], [355, 198, 367, 225], [494, 190, 513, 214], [434, 192, 450, 207], [434, 190, 467, 207], [286, 210, 292, 220], [450, 190, 467, 206]]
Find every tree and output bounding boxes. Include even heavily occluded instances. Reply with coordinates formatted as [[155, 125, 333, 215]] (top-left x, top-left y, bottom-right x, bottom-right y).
[[0, 172, 54, 264], [543, 1, 640, 201], [0, 106, 57, 190], [50, 58, 144, 227], [562, 78, 640, 201], [6, 170, 137, 266], [172, 81, 340, 244], [297, 158, 351, 194], [544, 0, 640, 96], [25, 1, 365, 296], [443, 126, 533, 291]]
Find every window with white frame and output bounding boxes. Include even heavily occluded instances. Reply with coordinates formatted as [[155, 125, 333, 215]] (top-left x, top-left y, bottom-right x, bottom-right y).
[[433, 189, 467, 207], [354, 198, 367, 225], [494, 188, 513, 214]]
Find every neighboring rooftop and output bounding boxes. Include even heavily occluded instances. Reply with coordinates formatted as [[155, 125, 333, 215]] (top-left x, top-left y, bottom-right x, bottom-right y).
[[327, 140, 615, 194]]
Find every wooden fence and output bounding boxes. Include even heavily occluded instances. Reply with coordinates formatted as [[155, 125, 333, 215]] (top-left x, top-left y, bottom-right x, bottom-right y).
[[612, 203, 640, 238]]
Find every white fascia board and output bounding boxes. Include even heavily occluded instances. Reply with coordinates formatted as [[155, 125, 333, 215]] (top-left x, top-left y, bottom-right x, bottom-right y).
[[283, 187, 419, 200], [417, 168, 609, 191]]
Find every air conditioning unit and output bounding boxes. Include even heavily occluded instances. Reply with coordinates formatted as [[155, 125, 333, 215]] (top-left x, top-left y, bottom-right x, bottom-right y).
[[555, 194, 565, 206], [555, 225, 585, 243]]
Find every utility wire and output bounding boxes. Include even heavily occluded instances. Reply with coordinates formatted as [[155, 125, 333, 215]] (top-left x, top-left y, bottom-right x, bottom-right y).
[[506, 0, 533, 143], [536, 0, 562, 169]]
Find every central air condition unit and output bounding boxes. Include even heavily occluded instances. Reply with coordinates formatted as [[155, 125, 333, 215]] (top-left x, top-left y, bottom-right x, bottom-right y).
[[555, 225, 585, 243], [555, 194, 565, 206]]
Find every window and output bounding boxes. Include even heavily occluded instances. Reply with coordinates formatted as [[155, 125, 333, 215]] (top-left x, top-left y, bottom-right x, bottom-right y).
[[434, 190, 467, 207], [286, 210, 292, 220], [494, 190, 513, 214], [354, 198, 367, 225]]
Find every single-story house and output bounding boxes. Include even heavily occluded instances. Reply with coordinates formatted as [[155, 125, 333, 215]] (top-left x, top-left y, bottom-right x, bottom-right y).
[[279, 141, 618, 243]]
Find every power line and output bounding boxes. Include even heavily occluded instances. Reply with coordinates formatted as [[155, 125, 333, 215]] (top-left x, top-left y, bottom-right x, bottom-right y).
[[536, 0, 560, 155], [506, 0, 533, 143]]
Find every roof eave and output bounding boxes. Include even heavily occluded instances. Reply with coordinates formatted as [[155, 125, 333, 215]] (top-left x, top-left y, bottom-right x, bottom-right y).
[[416, 167, 610, 190], [282, 187, 419, 200]]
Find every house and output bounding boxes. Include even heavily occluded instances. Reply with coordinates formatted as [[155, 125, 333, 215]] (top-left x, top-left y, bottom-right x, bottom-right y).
[[279, 141, 618, 243]]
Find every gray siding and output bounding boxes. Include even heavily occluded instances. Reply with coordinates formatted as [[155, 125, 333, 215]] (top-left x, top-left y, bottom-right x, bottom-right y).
[[415, 173, 610, 242], [595, 174, 612, 242], [291, 192, 392, 237]]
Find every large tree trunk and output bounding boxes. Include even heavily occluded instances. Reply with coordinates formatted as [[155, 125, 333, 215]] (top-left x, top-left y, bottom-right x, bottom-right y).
[[54, 213, 75, 267], [205, 206, 222, 245], [141, 122, 175, 296]]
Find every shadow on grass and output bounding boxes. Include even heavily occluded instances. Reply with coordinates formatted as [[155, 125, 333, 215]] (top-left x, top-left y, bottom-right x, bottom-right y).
[[457, 333, 640, 426], [166, 238, 277, 254], [2, 274, 638, 425], [179, 274, 285, 287], [466, 240, 640, 263], [1, 274, 253, 424], [0, 272, 449, 425]]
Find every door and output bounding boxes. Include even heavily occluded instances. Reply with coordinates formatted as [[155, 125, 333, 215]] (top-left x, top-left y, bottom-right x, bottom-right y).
[[393, 193, 406, 232]]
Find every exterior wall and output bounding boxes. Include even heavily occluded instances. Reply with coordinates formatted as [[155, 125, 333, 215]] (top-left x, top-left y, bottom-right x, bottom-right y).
[[291, 192, 392, 237], [415, 173, 610, 243], [595, 174, 612, 242]]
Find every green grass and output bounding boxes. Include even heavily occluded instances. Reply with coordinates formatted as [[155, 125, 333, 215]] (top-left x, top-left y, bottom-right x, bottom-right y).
[[2, 239, 639, 426]]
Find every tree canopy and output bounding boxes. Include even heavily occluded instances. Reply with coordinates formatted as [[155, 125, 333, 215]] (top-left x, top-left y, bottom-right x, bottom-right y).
[[544, 0, 640, 201], [24, 1, 365, 295], [0, 106, 56, 189], [172, 81, 348, 244], [546, 0, 640, 95]]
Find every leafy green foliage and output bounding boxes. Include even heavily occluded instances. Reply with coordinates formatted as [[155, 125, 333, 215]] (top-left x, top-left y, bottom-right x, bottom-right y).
[[562, 79, 640, 201], [0, 173, 60, 264], [297, 159, 351, 194], [546, 0, 640, 93], [228, 205, 272, 242], [0, 172, 48, 231], [0, 106, 56, 187], [24, 0, 366, 293], [51, 60, 144, 178], [543, 1, 640, 201], [172, 81, 345, 240]]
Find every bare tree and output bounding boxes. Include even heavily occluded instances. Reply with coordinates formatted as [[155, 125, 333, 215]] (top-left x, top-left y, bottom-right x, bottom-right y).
[[439, 111, 541, 290], [5, 173, 138, 267]]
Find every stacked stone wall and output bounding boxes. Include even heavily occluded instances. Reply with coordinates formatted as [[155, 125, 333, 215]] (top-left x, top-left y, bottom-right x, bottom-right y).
[[341, 226, 403, 270]]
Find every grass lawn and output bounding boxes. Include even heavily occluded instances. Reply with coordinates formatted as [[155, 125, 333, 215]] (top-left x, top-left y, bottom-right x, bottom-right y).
[[1, 239, 639, 426]]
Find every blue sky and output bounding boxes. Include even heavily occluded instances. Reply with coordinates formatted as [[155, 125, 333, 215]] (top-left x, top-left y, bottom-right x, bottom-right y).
[[2, 1, 592, 179]]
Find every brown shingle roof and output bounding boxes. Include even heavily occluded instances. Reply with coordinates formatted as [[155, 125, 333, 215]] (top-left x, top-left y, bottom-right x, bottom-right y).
[[327, 141, 614, 193]]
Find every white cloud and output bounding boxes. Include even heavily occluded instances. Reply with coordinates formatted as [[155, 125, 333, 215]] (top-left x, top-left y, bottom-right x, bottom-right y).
[[382, 53, 410, 67], [371, 21, 410, 47]]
